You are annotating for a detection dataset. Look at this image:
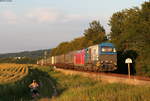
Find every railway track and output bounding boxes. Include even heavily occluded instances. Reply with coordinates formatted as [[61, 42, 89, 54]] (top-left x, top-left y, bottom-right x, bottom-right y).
[[54, 68, 150, 86]]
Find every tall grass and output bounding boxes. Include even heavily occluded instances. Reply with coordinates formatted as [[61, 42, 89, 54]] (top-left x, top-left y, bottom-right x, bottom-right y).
[[47, 69, 150, 101]]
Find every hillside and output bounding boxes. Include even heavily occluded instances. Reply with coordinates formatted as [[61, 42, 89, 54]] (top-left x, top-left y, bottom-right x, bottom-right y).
[[0, 49, 51, 59], [0, 49, 51, 64]]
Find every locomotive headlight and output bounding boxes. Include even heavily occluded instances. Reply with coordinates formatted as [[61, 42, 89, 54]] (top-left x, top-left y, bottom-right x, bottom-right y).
[[113, 48, 116, 52]]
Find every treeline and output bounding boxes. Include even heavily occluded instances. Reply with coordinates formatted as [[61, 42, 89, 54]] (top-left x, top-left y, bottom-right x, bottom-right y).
[[50, 1, 150, 76], [109, 1, 150, 76], [0, 57, 37, 64]]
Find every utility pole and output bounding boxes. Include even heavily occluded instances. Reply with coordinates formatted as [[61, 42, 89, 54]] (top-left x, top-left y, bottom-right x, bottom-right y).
[[44, 51, 47, 65]]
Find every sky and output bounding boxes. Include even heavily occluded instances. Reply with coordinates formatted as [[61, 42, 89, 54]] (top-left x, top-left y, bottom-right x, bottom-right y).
[[0, 0, 148, 53]]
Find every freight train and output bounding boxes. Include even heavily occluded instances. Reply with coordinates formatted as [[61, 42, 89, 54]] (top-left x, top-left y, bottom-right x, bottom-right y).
[[38, 42, 117, 72]]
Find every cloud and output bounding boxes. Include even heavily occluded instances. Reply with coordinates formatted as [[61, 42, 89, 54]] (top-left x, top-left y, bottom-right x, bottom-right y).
[[0, 10, 17, 24], [26, 8, 87, 23], [0, 8, 88, 24], [0, 8, 110, 33], [26, 8, 61, 23]]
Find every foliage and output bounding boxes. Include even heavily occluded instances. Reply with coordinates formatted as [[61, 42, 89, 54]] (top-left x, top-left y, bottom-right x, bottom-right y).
[[84, 20, 107, 44], [109, 1, 150, 75]]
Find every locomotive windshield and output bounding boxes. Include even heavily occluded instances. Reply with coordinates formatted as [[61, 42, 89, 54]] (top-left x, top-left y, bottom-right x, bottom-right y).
[[101, 46, 116, 53]]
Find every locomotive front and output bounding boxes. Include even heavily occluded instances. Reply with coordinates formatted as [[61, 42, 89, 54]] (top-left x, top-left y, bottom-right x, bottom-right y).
[[98, 43, 117, 71]]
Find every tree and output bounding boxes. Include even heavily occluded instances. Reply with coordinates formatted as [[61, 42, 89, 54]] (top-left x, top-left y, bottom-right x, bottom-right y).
[[84, 20, 106, 45], [109, 1, 150, 76], [109, 10, 128, 50]]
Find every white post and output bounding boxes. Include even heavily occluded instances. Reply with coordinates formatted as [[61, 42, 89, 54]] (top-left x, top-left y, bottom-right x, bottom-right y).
[[128, 63, 130, 79], [125, 58, 132, 79]]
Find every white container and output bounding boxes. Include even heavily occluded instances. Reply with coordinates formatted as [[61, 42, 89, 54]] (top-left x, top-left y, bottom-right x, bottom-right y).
[[52, 56, 55, 64], [88, 44, 99, 61]]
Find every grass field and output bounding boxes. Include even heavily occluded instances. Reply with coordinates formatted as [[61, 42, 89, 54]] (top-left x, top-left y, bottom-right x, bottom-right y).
[[1, 64, 150, 101]]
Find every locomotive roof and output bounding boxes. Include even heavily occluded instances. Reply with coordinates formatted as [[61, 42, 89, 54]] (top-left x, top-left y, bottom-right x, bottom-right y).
[[99, 42, 115, 47]]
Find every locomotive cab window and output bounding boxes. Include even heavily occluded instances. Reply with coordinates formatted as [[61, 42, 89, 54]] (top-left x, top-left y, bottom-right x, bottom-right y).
[[93, 49, 96, 54]]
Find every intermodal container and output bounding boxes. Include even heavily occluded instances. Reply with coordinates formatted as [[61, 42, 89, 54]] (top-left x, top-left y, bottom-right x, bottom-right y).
[[65, 51, 76, 64], [74, 49, 85, 65], [85, 44, 99, 64]]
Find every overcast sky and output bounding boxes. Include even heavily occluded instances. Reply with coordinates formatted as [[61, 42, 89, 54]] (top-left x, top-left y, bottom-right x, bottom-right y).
[[0, 0, 148, 53]]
